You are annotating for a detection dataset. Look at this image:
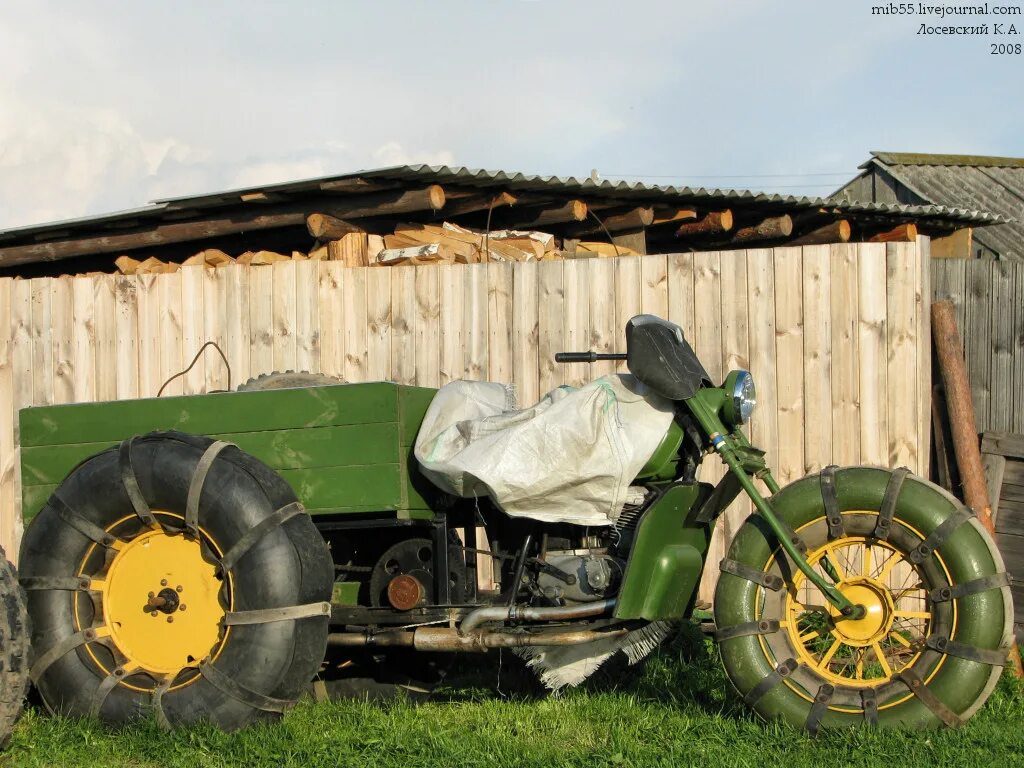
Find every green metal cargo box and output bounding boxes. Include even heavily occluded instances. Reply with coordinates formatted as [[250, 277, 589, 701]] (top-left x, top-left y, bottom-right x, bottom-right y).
[[18, 382, 441, 524]]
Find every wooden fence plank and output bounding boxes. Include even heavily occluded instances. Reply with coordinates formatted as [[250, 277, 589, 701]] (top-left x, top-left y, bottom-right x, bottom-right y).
[[248, 266, 274, 381], [11, 280, 34, 425], [512, 262, 539, 406], [830, 244, 860, 465], [990, 260, 1014, 433], [224, 266, 251, 389], [640, 255, 669, 320], [30, 278, 53, 407], [414, 266, 441, 389], [1015, 265, 1024, 434], [51, 277, 75, 404], [916, 236, 931, 477], [294, 260, 320, 376], [538, 261, 565, 392], [272, 261, 298, 376], [365, 267, 392, 381], [588, 258, 618, 380], [562, 258, 592, 388], [746, 249, 779, 464], [344, 267, 369, 383], [719, 250, 749, 375], [391, 266, 417, 385], [180, 267, 206, 395], [156, 270, 184, 398], [201, 267, 228, 391], [614, 257, 642, 376], [965, 260, 993, 430], [667, 253, 696, 347], [114, 276, 139, 400], [858, 244, 888, 465], [886, 243, 919, 469], [92, 275, 117, 402], [439, 265, 464, 386], [774, 247, 805, 484], [802, 245, 832, 473], [318, 262, 344, 378], [463, 265, 488, 382], [487, 263, 514, 386], [72, 277, 97, 404]]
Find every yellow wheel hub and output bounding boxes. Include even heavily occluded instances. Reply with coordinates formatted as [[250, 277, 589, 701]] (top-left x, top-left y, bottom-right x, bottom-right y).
[[826, 578, 894, 646], [101, 528, 225, 675]]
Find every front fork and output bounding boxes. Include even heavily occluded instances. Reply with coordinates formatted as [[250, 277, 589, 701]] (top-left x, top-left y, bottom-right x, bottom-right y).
[[687, 399, 863, 618]]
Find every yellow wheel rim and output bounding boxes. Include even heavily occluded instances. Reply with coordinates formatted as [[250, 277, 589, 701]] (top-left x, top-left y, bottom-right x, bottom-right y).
[[102, 529, 224, 674], [74, 513, 232, 691], [785, 534, 933, 688]]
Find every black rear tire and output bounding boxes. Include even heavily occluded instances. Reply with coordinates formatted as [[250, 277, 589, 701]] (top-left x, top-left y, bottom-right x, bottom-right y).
[[19, 431, 333, 730]]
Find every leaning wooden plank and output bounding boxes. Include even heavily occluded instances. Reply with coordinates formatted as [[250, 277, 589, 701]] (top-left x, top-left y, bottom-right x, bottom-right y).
[[983, 452, 1007, 525], [989, 260, 1014, 433], [915, 235, 931, 477], [1015, 264, 1024, 434], [829, 244, 860, 465], [801, 245, 832, 473], [965, 260, 993, 431]]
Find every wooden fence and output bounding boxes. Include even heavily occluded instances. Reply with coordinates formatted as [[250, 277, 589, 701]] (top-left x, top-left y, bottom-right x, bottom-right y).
[[932, 258, 1024, 436], [0, 242, 931, 598]]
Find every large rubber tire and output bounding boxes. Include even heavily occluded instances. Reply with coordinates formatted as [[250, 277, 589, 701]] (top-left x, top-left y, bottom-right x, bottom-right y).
[[0, 547, 29, 748], [714, 466, 1013, 731], [237, 371, 342, 392], [19, 431, 333, 730]]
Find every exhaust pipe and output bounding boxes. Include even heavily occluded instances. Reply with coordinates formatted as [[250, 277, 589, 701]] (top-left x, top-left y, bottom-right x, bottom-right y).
[[458, 598, 616, 634], [327, 626, 627, 653]]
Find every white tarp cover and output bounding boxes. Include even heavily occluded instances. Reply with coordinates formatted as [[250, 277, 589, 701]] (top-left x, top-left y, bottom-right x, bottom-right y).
[[414, 374, 675, 526]]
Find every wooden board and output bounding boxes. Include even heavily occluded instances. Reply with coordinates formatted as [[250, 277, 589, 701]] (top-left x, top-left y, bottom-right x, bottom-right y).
[[773, 248, 804, 484], [885, 243, 918, 469], [857, 244, 888, 465]]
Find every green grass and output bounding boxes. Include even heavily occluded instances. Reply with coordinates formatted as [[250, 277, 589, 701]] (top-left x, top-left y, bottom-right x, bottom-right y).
[[5, 627, 1024, 768]]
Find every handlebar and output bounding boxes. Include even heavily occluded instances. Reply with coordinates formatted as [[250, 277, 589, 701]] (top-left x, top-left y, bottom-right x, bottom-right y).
[[554, 352, 627, 363]]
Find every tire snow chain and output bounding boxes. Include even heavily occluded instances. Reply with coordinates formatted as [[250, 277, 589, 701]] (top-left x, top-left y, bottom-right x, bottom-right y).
[[89, 666, 127, 719], [216, 501, 306, 576], [896, 668, 962, 727], [198, 659, 294, 713], [804, 683, 835, 736], [222, 601, 332, 626], [151, 675, 175, 731], [119, 438, 158, 529], [874, 466, 909, 540], [907, 508, 973, 566], [50, 494, 123, 549], [744, 657, 799, 706], [719, 558, 784, 591], [30, 627, 98, 684], [819, 465, 844, 539], [929, 572, 1011, 603], [185, 440, 234, 538], [19, 575, 91, 592], [861, 687, 879, 726], [925, 634, 1008, 666]]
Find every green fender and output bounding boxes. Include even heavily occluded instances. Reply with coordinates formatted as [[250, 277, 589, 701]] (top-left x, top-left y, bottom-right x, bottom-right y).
[[615, 483, 712, 621]]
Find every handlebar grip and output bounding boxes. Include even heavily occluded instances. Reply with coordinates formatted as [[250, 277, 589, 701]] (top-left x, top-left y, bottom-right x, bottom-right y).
[[555, 352, 597, 363]]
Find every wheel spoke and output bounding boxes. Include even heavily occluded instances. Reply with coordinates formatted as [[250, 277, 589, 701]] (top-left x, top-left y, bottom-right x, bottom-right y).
[[820, 635, 843, 668], [877, 550, 901, 582], [889, 630, 913, 648], [862, 544, 873, 577], [799, 628, 820, 643], [822, 546, 847, 580], [872, 641, 893, 678], [855, 648, 865, 679]]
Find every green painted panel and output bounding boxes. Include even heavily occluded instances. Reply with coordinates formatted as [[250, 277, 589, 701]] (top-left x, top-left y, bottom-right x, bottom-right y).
[[22, 484, 57, 525], [398, 386, 437, 447], [21, 423, 400, 486], [278, 464, 402, 510], [614, 483, 711, 621], [19, 382, 400, 447]]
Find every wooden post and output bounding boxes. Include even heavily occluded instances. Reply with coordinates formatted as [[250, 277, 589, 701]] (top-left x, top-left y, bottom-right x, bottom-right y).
[[932, 299, 1023, 677]]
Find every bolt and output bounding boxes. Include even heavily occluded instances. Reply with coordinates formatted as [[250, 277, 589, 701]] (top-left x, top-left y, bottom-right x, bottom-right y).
[[148, 591, 155, 598], [180, 604, 187, 611], [176, 585, 183, 593], [160, 579, 168, 586], [166, 616, 174, 623], [151, 611, 158, 617]]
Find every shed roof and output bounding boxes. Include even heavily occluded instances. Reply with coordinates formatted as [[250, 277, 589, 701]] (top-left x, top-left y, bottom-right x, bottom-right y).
[[843, 152, 1024, 259]]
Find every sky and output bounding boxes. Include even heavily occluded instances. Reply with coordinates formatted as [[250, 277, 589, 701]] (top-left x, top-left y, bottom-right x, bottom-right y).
[[1, 0, 1021, 229]]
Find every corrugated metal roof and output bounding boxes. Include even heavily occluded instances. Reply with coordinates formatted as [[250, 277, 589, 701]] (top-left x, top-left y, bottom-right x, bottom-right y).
[[0, 164, 1006, 245], [852, 152, 1024, 259]]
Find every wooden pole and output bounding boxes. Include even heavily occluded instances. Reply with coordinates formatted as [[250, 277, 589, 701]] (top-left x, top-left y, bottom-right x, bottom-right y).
[[932, 298, 1023, 676]]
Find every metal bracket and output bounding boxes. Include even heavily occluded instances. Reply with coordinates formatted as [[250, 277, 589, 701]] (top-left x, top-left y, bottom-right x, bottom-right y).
[[30, 628, 97, 683], [929, 572, 1011, 603], [151, 674, 176, 731], [198, 660, 293, 713], [119, 438, 158, 528], [714, 620, 780, 642], [19, 575, 91, 591], [875, 467, 909, 540], [925, 635, 1008, 666], [897, 668, 962, 727], [185, 441, 234, 536], [861, 688, 879, 726], [805, 683, 835, 736], [217, 501, 305, 574], [89, 666, 126, 718], [51, 494, 121, 548], [695, 472, 743, 523], [719, 558, 784, 591], [820, 465, 844, 539], [744, 657, 798, 706], [223, 601, 331, 626], [908, 508, 973, 565]]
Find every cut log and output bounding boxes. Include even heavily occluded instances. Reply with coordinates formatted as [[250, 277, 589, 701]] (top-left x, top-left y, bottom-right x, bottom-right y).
[[291, 251, 308, 261], [651, 207, 698, 226], [367, 235, 385, 263], [236, 252, 255, 266], [786, 219, 851, 247], [376, 243, 453, 265], [575, 241, 641, 258], [488, 229, 556, 252], [308, 244, 328, 261], [249, 250, 290, 265], [565, 207, 654, 237], [114, 255, 141, 275], [493, 200, 587, 229], [306, 213, 365, 240], [328, 233, 370, 268], [441, 191, 518, 218], [867, 223, 919, 243], [729, 214, 793, 244], [675, 210, 733, 238], [199, 248, 233, 267], [389, 227, 479, 261], [135, 256, 179, 274]]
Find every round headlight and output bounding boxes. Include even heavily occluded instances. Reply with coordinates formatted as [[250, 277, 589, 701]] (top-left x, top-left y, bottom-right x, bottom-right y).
[[723, 370, 756, 426]]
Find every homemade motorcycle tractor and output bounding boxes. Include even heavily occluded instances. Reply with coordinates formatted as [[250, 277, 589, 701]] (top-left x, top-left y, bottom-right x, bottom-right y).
[[18, 315, 1012, 733]]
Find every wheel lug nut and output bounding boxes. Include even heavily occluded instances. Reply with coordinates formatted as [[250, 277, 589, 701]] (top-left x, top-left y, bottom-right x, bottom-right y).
[[160, 579, 168, 587], [180, 605, 187, 611], [148, 591, 155, 598], [151, 611, 158, 617], [176, 585, 183, 593], [167, 616, 174, 623]]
